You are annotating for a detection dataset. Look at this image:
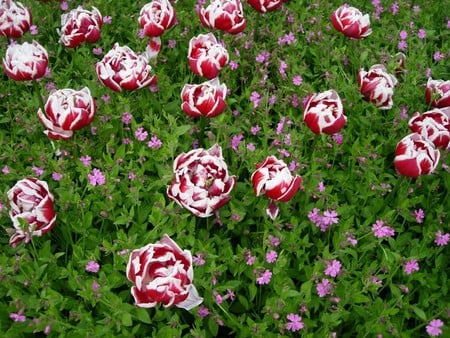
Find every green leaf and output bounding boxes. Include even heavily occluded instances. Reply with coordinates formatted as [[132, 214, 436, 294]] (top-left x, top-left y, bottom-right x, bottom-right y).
[[412, 306, 427, 321], [134, 308, 152, 324], [353, 293, 370, 304], [121, 312, 133, 327]]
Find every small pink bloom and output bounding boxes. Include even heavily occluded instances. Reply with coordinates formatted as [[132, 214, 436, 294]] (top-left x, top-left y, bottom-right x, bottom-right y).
[[265, 250, 278, 263], [285, 313, 304, 332], [256, 269, 272, 285], [372, 220, 395, 238], [85, 260, 100, 273], [88, 168, 105, 186], [435, 230, 449, 246], [403, 259, 419, 275], [324, 259, 342, 278], [426, 319, 444, 336], [316, 278, 333, 297]]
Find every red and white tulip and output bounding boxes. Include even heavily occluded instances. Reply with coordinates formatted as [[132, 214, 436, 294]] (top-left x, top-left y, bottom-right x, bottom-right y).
[[330, 5, 372, 39], [58, 6, 102, 48], [7, 178, 56, 247], [408, 108, 450, 150], [199, 0, 246, 34], [394, 133, 440, 178], [126, 234, 203, 310], [139, 0, 176, 37], [2, 40, 48, 81], [188, 33, 229, 79], [181, 78, 227, 118], [357, 64, 398, 110], [0, 0, 32, 38], [246, 0, 283, 13], [251, 156, 301, 219], [302, 89, 347, 135], [95, 43, 157, 92], [425, 78, 450, 108], [167, 144, 236, 218], [37, 87, 96, 140]]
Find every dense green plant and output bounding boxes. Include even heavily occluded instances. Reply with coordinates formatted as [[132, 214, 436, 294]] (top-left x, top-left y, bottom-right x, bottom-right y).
[[0, 0, 449, 337]]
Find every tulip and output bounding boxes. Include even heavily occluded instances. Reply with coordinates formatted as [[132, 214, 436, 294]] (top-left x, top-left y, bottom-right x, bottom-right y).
[[302, 89, 347, 135], [357, 64, 398, 110], [199, 0, 246, 34], [181, 78, 227, 118], [425, 78, 450, 108], [330, 5, 372, 39], [188, 33, 229, 79], [408, 108, 450, 150], [138, 0, 176, 37], [2, 40, 48, 81], [246, 0, 283, 13], [167, 144, 236, 217], [0, 0, 32, 38], [127, 234, 203, 310], [394, 133, 440, 178], [95, 43, 157, 92], [251, 155, 301, 219], [58, 6, 102, 48], [7, 178, 56, 247], [37, 87, 96, 140]]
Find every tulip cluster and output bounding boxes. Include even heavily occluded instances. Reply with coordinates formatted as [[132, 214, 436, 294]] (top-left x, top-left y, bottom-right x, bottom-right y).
[[394, 79, 450, 178]]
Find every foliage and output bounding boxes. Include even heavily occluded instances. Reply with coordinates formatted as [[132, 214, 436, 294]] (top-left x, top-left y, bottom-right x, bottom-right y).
[[0, 0, 449, 337]]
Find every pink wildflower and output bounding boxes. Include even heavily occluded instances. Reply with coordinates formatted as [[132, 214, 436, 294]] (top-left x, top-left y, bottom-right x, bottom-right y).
[[403, 259, 419, 275], [256, 269, 272, 285], [285, 313, 304, 332], [426, 319, 444, 336], [324, 259, 342, 278]]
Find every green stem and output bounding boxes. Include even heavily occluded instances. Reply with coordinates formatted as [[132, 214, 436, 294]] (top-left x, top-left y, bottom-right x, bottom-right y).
[[33, 80, 46, 113], [198, 116, 208, 148]]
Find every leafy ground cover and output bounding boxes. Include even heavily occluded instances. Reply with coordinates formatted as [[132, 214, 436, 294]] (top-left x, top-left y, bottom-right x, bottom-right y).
[[0, 0, 449, 337]]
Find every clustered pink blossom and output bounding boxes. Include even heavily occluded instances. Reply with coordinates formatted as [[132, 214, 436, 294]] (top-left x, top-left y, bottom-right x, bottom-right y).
[[426, 319, 444, 337], [403, 259, 419, 275], [308, 208, 339, 232], [256, 269, 272, 285], [372, 220, 395, 238], [324, 259, 342, 278], [285, 313, 304, 332]]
